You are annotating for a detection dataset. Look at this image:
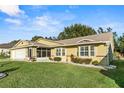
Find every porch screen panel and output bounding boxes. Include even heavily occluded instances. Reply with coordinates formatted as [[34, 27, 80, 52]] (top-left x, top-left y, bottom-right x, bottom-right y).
[[47, 49, 51, 57], [37, 48, 41, 57], [37, 48, 51, 57], [42, 48, 47, 57]]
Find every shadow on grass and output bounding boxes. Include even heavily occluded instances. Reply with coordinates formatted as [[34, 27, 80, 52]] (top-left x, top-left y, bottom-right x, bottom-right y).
[[100, 60, 124, 88], [0, 62, 12, 67], [1, 67, 20, 73], [0, 67, 20, 79]]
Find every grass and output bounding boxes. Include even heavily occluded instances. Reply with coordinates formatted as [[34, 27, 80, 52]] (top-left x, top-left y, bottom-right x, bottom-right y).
[[100, 60, 124, 88], [0, 60, 123, 88]]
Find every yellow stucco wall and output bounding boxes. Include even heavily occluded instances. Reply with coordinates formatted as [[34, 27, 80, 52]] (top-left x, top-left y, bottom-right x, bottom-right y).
[[92, 44, 109, 65], [51, 46, 78, 62], [51, 44, 109, 64]]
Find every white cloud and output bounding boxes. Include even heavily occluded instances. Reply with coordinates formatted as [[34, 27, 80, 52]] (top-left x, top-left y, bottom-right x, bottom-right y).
[[0, 5, 24, 17], [24, 15, 64, 36], [5, 18, 22, 25], [34, 15, 60, 27], [42, 12, 76, 22]]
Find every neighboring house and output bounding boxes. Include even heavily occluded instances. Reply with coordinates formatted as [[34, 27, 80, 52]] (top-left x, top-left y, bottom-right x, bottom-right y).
[[10, 32, 114, 65], [0, 43, 15, 56]]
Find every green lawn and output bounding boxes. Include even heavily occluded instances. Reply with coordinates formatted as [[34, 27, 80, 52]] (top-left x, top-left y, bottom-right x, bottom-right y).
[[0, 60, 123, 88]]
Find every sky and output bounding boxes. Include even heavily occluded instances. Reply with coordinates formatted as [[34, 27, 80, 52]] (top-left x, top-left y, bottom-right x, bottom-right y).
[[0, 5, 124, 43]]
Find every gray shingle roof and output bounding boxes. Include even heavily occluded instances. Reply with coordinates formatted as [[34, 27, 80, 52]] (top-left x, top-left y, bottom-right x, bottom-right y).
[[55, 32, 113, 45], [28, 41, 51, 48], [11, 32, 113, 49], [0, 43, 15, 49]]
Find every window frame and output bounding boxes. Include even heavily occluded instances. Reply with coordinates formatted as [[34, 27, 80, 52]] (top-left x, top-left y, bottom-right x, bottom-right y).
[[79, 45, 95, 57], [80, 46, 89, 56], [90, 46, 95, 56], [56, 48, 66, 56]]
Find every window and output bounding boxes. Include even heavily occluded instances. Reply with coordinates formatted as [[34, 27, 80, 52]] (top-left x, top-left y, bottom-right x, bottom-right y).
[[80, 46, 95, 56], [62, 48, 65, 56], [80, 47, 84, 56], [80, 46, 89, 56], [56, 48, 65, 56], [90, 46, 95, 56], [85, 46, 89, 56], [56, 48, 61, 56]]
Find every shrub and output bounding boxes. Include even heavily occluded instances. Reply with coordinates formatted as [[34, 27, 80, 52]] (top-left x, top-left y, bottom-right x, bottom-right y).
[[70, 54, 75, 62], [0, 53, 10, 59], [49, 57, 53, 61], [72, 57, 78, 63], [92, 60, 99, 65], [71, 57, 92, 64], [54, 57, 61, 61]]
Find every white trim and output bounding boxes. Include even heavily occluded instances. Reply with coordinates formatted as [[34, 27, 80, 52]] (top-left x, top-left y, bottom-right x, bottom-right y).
[[77, 39, 95, 43]]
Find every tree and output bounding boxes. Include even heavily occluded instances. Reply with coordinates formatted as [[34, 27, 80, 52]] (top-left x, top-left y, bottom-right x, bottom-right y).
[[113, 32, 119, 52], [52, 36, 57, 40], [97, 27, 104, 34], [47, 37, 53, 40], [106, 27, 112, 32], [10, 40, 20, 45], [118, 33, 124, 56], [31, 36, 44, 41], [58, 24, 97, 40], [97, 27, 112, 34]]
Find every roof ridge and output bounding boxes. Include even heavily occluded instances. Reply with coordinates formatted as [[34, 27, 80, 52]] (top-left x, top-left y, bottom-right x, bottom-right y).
[[56, 32, 112, 42]]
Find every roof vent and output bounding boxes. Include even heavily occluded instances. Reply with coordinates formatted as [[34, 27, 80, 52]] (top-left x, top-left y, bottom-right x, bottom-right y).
[[77, 39, 94, 43]]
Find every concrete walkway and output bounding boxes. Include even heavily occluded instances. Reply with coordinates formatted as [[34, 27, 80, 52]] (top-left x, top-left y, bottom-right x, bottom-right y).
[[39, 61, 107, 70], [67, 62, 107, 70]]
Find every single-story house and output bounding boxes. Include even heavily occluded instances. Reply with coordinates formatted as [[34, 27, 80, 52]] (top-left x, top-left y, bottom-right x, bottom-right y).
[[10, 32, 114, 65], [0, 43, 15, 56]]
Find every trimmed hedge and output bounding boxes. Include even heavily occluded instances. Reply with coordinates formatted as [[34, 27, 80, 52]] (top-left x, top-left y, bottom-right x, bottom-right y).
[[70, 55, 92, 64], [54, 57, 61, 61], [49, 57, 53, 61], [92, 60, 99, 65]]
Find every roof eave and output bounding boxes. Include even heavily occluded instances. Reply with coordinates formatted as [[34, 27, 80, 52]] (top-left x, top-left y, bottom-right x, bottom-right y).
[[50, 41, 107, 48]]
